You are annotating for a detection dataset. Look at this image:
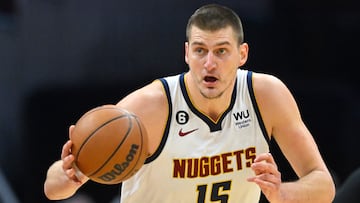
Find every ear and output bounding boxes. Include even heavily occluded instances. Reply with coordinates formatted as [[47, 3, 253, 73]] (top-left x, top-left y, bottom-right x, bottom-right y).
[[238, 43, 249, 67], [185, 42, 189, 65]]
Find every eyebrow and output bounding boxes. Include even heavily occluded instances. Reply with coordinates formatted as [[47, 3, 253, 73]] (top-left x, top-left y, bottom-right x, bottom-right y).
[[190, 41, 231, 47]]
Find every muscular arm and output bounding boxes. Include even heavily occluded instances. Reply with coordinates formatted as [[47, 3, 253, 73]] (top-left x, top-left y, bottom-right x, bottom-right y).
[[250, 73, 335, 203], [44, 80, 168, 200]]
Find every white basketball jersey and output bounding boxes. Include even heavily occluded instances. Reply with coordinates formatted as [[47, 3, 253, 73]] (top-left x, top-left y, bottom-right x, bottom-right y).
[[120, 69, 270, 203]]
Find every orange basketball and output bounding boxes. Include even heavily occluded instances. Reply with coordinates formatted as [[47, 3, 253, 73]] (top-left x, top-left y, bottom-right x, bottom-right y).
[[70, 105, 148, 184]]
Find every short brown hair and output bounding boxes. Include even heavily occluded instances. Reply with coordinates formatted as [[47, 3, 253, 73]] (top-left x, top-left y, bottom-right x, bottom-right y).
[[186, 4, 244, 44]]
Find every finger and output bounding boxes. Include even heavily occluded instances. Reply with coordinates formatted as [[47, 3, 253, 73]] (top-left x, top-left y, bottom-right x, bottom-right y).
[[255, 173, 281, 184], [248, 174, 281, 192], [251, 160, 279, 176], [65, 168, 82, 184], [253, 176, 280, 191], [69, 125, 75, 140], [61, 140, 73, 159], [254, 153, 275, 164], [248, 167, 281, 181], [62, 154, 75, 170], [62, 156, 83, 184]]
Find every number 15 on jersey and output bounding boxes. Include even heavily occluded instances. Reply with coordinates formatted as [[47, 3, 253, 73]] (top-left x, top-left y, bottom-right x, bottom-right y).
[[197, 180, 232, 203]]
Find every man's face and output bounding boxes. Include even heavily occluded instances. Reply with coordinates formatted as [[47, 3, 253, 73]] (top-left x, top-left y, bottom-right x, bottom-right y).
[[185, 26, 248, 99]]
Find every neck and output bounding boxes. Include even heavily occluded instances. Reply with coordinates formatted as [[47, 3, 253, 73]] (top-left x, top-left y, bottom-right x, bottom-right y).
[[184, 73, 235, 122]]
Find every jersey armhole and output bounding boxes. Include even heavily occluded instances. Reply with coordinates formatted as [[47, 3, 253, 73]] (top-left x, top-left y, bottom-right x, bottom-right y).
[[144, 78, 173, 164], [246, 71, 271, 144]]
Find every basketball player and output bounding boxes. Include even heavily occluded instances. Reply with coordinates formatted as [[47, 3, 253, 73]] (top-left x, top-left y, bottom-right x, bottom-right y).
[[44, 4, 335, 202]]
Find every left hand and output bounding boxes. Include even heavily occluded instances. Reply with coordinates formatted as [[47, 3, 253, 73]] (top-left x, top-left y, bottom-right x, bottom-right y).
[[247, 153, 282, 202]]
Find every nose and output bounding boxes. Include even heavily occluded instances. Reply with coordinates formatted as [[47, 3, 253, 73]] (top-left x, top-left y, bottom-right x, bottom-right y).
[[204, 52, 217, 71]]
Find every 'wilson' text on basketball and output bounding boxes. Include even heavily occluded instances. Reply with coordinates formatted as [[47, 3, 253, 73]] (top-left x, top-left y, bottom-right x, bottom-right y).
[[98, 144, 139, 182]]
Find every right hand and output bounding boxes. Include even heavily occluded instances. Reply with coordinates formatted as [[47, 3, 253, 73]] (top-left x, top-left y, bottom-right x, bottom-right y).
[[61, 125, 88, 184]]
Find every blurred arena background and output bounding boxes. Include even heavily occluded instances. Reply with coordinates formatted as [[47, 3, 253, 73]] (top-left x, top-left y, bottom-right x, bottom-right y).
[[0, 0, 359, 202]]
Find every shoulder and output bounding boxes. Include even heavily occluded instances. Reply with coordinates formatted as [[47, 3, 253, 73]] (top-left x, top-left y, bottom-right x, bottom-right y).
[[117, 79, 168, 115], [251, 72, 286, 92], [251, 72, 301, 137], [251, 72, 295, 106]]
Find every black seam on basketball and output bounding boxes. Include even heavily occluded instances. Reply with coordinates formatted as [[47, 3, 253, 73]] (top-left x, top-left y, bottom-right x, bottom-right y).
[[87, 114, 133, 177], [120, 115, 145, 180], [75, 114, 129, 164]]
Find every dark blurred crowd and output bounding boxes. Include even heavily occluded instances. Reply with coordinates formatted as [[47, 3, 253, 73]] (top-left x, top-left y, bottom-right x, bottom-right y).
[[0, 0, 359, 202]]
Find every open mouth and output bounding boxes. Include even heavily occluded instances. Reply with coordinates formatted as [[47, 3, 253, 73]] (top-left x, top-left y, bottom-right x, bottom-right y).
[[204, 76, 218, 83]]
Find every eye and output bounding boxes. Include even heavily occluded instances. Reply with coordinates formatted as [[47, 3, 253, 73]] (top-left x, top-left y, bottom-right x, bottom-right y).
[[216, 48, 227, 55], [195, 48, 205, 54]]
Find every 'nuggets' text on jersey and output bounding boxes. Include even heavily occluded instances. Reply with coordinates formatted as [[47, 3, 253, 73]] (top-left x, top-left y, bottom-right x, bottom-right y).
[[173, 147, 256, 178]]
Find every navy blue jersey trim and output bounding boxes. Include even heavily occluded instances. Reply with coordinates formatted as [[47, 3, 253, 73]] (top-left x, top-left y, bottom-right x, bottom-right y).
[[144, 78, 172, 164], [180, 74, 237, 132], [246, 71, 270, 144]]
